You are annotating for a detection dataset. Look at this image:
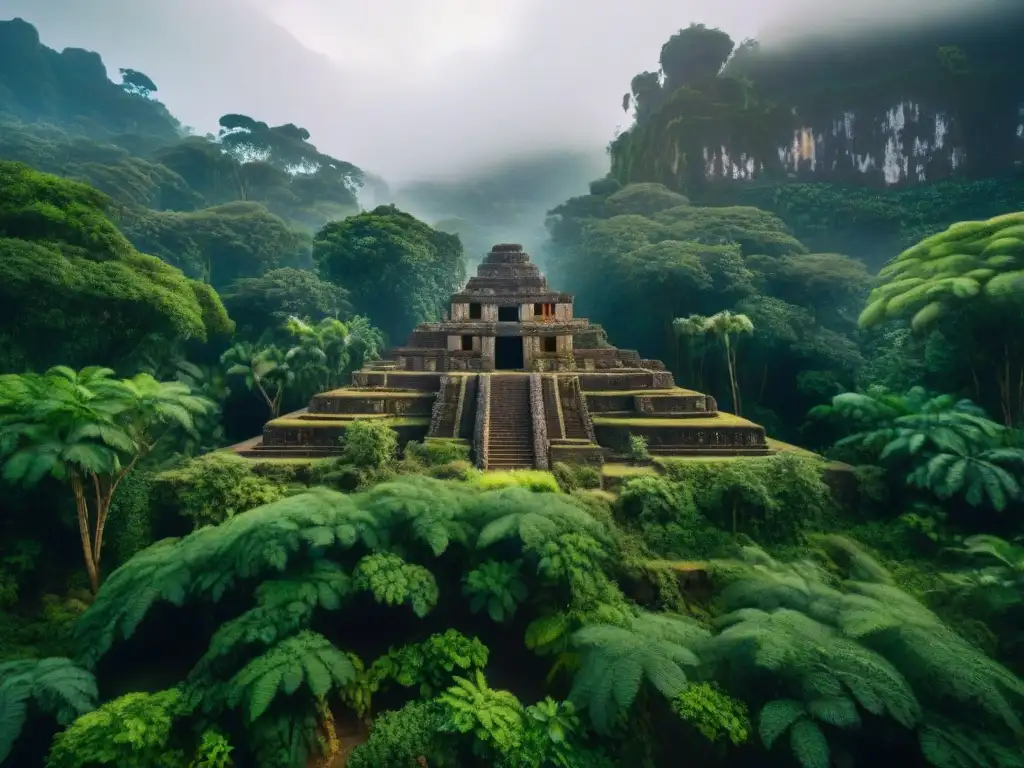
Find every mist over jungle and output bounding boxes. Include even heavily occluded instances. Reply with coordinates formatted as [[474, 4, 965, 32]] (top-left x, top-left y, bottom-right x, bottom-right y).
[[1, 1, 1024, 767]]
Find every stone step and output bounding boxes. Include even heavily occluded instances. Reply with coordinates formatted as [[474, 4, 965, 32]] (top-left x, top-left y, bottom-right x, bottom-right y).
[[487, 374, 534, 470]]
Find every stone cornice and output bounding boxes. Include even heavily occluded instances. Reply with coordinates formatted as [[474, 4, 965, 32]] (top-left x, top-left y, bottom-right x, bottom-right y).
[[406, 320, 592, 336], [450, 292, 573, 303]]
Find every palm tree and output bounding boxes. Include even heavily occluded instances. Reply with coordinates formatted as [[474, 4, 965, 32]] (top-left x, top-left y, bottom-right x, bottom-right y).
[[284, 316, 384, 398], [0, 367, 212, 593], [704, 310, 754, 416], [672, 314, 709, 390], [221, 343, 292, 418]]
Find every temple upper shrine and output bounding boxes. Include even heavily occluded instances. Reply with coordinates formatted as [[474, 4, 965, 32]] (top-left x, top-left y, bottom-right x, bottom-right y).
[[234, 244, 775, 470], [390, 243, 642, 373]]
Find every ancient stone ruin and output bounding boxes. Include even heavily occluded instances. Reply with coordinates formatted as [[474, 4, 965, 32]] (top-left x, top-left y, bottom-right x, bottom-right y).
[[234, 244, 774, 470]]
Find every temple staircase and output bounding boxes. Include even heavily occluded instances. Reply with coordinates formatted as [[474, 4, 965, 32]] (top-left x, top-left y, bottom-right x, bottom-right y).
[[487, 375, 535, 470]]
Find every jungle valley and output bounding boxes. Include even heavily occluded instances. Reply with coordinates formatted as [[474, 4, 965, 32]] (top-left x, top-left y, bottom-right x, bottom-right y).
[[1, 7, 1024, 768]]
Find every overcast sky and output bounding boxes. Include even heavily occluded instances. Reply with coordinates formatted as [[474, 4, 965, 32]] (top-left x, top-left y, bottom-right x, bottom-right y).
[[2, 0, 1000, 183]]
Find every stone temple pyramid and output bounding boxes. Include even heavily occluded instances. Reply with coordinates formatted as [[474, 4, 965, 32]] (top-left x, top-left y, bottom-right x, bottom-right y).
[[234, 244, 773, 470]]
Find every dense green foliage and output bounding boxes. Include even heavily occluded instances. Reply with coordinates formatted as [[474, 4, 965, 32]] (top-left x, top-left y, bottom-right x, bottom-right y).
[[314, 204, 467, 343], [546, 180, 867, 438], [0, 161, 232, 372], [2, 10, 1024, 768]]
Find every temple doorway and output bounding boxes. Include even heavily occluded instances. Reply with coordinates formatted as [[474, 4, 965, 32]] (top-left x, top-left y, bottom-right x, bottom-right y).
[[494, 337, 524, 369], [498, 305, 519, 322]]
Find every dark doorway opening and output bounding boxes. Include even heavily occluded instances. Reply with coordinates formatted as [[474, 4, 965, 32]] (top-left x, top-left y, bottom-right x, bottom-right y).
[[542, 335, 557, 352], [495, 337, 524, 369], [498, 305, 519, 322], [461, 335, 474, 351], [469, 303, 482, 320]]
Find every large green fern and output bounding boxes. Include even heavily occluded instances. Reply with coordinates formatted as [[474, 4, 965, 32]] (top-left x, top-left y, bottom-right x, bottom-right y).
[[707, 540, 1024, 768], [812, 387, 1023, 510], [225, 630, 357, 722], [64, 477, 629, 767], [568, 610, 709, 734], [0, 657, 97, 764]]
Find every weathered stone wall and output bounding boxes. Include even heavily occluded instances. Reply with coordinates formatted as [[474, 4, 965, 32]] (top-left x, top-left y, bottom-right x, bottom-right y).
[[474, 374, 491, 468], [549, 442, 605, 467], [457, 375, 479, 440], [427, 375, 457, 437], [452, 375, 469, 439], [594, 423, 768, 453], [528, 373, 549, 469], [572, 348, 643, 369], [309, 394, 433, 416], [480, 337, 495, 370], [262, 422, 427, 451], [634, 393, 712, 415], [572, 326, 610, 349], [570, 376, 598, 443], [352, 371, 444, 390], [577, 371, 660, 390]]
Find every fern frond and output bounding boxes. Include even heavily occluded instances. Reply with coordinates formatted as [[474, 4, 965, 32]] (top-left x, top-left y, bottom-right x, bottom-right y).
[[758, 698, 805, 748], [463, 559, 528, 622], [569, 611, 708, 733], [353, 553, 438, 617], [789, 717, 830, 768], [0, 658, 97, 763], [473, 486, 607, 550], [191, 561, 353, 677], [227, 631, 357, 722], [75, 488, 377, 667], [354, 475, 470, 555]]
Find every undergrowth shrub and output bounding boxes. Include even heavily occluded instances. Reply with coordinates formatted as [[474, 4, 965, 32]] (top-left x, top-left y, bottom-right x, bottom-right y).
[[658, 453, 834, 544], [46, 688, 235, 768], [153, 453, 287, 530], [405, 438, 470, 467], [342, 419, 399, 468], [105, 468, 155, 565], [616, 475, 733, 559], [553, 462, 602, 492], [426, 460, 477, 481]]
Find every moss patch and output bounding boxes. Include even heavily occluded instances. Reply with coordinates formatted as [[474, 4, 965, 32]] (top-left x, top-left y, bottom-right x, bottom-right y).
[[602, 462, 659, 477], [766, 438, 819, 458], [473, 470, 561, 493], [643, 559, 710, 574]]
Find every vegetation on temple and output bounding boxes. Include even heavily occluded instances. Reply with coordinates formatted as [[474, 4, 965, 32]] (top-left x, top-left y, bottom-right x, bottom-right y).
[[1, 12, 1023, 768]]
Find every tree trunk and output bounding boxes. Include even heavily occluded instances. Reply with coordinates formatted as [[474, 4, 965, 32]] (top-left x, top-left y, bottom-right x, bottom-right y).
[[731, 344, 743, 416], [71, 471, 100, 594], [723, 335, 740, 415], [92, 461, 137, 568]]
